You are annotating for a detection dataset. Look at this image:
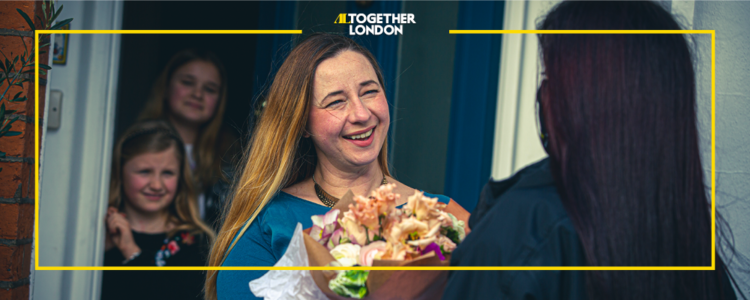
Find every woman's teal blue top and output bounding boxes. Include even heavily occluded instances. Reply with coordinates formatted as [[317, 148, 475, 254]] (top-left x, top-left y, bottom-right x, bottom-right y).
[[217, 190, 450, 300]]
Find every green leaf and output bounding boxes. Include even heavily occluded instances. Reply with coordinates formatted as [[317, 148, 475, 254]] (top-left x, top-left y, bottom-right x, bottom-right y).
[[0, 103, 5, 120], [39, 64, 52, 70], [0, 60, 5, 73], [36, 14, 46, 30], [11, 56, 19, 72], [40, 43, 50, 49], [5, 110, 17, 115], [39, 51, 46, 55], [10, 97, 27, 103], [16, 9, 35, 31], [0, 125, 10, 136], [4, 131, 22, 137], [12, 91, 22, 100], [50, 18, 72, 31], [0, 125, 15, 137], [42, 0, 48, 20], [3, 117, 20, 130], [4, 59, 10, 73], [0, 49, 10, 62], [0, 151, 6, 158], [39, 70, 46, 76], [442, 226, 462, 245], [21, 36, 28, 54], [51, 5, 64, 26], [7, 116, 19, 126]]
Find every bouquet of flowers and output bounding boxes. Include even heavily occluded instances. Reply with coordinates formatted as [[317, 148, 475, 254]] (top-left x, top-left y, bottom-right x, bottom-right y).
[[305, 184, 466, 299]]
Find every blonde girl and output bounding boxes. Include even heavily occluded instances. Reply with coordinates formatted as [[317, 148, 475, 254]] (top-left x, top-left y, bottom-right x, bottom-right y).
[[139, 49, 238, 229], [101, 119, 215, 300]]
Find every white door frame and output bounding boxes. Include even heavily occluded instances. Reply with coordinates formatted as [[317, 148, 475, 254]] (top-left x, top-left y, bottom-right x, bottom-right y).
[[491, 0, 559, 180], [33, 1, 123, 299]]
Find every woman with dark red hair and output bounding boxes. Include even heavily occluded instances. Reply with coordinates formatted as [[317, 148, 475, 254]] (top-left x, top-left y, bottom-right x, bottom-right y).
[[444, 2, 741, 299]]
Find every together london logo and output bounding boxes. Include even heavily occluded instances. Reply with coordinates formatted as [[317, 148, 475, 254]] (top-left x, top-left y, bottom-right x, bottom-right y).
[[334, 13, 416, 36]]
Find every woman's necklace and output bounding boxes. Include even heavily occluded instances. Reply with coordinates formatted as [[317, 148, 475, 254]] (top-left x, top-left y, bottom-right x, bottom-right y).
[[312, 174, 388, 207]]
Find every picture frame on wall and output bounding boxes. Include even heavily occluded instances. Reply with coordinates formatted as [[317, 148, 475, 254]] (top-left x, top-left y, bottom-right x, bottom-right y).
[[53, 23, 70, 65]]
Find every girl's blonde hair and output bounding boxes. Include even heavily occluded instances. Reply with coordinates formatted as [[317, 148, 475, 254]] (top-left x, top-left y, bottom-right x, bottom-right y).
[[138, 49, 229, 189], [205, 33, 389, 299], [109, 119, 215, 240]]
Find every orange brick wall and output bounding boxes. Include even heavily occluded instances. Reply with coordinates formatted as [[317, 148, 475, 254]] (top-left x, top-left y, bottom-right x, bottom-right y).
[[0, 1, 48, 298]]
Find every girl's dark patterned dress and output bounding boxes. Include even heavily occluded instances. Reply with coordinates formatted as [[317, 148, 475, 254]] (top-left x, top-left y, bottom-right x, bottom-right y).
[[101, 230, 208, 300]]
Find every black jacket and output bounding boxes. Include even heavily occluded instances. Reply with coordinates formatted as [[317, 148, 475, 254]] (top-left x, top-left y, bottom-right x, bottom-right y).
[[443, 158, 738, 300]]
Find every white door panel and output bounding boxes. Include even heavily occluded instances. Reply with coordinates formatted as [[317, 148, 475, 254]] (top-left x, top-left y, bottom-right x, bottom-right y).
[[33, 1, 123, 299]]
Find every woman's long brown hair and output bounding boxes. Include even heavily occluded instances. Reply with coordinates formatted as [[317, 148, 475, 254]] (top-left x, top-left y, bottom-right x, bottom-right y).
[[205, 33, 389, 300], [109, 119, 215, 240], [538, 2, 737, 299], [139, 49, 229, 189]]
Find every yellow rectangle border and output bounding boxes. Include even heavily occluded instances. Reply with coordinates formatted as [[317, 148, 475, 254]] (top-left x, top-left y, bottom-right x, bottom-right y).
[[35, 29, 715, 271]]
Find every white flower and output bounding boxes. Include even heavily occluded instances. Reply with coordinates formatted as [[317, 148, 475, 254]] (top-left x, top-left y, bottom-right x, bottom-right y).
[[448, 213, 466, 241], [330, 243, 362, 267]]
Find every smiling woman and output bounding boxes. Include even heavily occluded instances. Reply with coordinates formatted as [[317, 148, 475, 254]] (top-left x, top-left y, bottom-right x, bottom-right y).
[[206, 33, 470, 300], [306, 51, 390, 173]]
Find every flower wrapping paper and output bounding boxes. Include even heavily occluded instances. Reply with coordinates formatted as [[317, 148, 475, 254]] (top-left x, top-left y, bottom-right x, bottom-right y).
[[249, 223, 329, 300]]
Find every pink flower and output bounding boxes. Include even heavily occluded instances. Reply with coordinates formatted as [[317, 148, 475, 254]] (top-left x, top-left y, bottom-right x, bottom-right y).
[[340, 211, 369, 246], [386, 216, 429, 243], [326, 228, 347, 250], [347, 184, 402, 234], [370, 183, 399, 215], [359, 241, 386, 266], [312, 184, 462, 264], [437, 236, 457, 253], [350, 196, 381, 231], [311, 209, 340, 245], [381, 240, 407, 260], [167, 240, 180, 255], [403, 191, 443, 221]]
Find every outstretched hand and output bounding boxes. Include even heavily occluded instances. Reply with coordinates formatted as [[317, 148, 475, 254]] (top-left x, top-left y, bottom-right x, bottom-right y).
[[105, 207, 141, 258]]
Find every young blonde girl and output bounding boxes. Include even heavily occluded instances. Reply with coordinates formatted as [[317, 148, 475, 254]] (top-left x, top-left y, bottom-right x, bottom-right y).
[[139, 49, 240, 230], [101, 119, 215, 300]]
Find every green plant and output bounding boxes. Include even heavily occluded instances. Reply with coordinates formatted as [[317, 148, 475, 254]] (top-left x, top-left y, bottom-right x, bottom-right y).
[[0, 0, 72, 162]]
